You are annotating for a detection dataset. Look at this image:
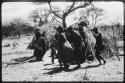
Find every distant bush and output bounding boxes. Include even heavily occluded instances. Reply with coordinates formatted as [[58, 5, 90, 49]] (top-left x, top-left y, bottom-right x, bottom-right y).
[[2, 18, 34, 38]]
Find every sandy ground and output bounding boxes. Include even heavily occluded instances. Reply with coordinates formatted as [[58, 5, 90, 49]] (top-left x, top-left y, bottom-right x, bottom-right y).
[[2, 36, 124, 82]]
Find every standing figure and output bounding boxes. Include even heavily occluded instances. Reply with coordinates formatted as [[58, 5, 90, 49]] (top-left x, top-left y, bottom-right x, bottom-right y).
[[50, 42, 56, 64], [92, 27, 106, 65], [55, 26, 73, 70], [66, 27, 84, 68], [33, 27, 47, 61], [78, 21, 96, 62]]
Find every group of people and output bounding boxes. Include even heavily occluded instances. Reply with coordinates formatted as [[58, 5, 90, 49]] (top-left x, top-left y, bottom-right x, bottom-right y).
[[29, 20, 107, 70]]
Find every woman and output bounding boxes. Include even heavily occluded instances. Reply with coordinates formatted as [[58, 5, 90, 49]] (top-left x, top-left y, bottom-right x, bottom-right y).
[[92, 27, 106, 65], [33, 27, 46, 61]]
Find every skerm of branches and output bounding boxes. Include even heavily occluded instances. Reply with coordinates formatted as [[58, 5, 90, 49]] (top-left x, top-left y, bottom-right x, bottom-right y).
[[48, 0, 93, 28]]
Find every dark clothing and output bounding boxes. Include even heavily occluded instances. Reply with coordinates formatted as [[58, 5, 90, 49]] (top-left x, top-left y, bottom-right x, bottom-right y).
[[66, 30, 84, 64], [50, 44, 56, 64], [27, 36, 36, 49], [67, 30, 82, 48], [34, 36, 46, 61], [94, 33, 105, 52], [78, 27, 89, 58], [78, 27, 92, 62], [93, 32, 106, 64], [55, 32, 69, 68], [79, 27, 86, 42], [37, 37, 46, 50], [35, 31, 42, 41], [95, 51, 106, 64], [55, 32, 66, 48]]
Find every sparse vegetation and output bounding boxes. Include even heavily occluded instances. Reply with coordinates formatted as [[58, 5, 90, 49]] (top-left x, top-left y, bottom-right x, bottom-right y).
[[2, 1, 124, 82], [2, 18, 34, 39]]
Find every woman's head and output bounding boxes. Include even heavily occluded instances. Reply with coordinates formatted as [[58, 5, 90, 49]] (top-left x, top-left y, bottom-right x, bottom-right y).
[[78, 21, 89, 27], [34, 27, 40, 33], [56, 26, 63, 33], [93, 27, 99, 34]]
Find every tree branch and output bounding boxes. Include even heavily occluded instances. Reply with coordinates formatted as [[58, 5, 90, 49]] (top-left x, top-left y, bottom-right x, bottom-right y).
[[66, 2, 91, 16], [65, 2, 75, 15], [48, 2, 63, 19]]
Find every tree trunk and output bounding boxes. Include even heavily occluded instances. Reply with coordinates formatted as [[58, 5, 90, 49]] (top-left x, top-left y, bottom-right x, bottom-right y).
[[62, 16, 67, 29]]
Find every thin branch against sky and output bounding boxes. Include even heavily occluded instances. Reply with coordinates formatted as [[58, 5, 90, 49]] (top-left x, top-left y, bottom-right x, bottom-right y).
[[2, 1, 124, 26]]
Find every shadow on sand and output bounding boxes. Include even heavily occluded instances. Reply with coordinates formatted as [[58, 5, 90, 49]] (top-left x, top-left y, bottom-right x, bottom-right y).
[[43, 64, 101, 75], [81, 64, 101, 69], [43, 63, 53, 66], [6, 56, 40, 66], [43, 67, 63, 75], [12, 56, 36, 62]]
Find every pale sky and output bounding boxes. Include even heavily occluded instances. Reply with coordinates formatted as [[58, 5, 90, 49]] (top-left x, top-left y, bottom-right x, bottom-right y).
[[2, 1, 124, 26]]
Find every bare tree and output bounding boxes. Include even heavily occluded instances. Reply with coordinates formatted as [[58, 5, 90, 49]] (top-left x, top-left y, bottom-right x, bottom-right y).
[[29, 8, 51, 27], [48, 0, 93, 28], [29, 7, 62, 27], [29, 9, 39, 27], [78, 5, 105, 27], [10, 18, 27, 39]]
